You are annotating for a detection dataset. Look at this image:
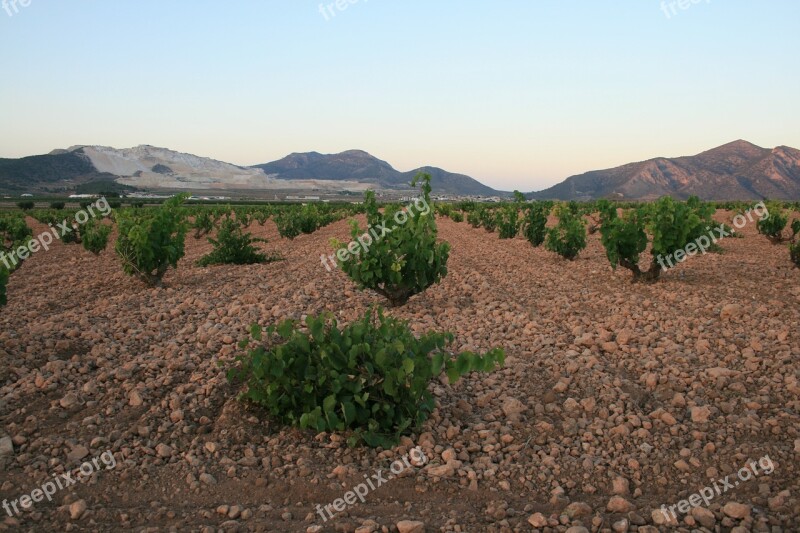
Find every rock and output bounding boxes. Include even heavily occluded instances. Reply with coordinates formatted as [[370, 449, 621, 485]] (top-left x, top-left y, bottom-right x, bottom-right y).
[[67, 445, 89, 463], [426, 463, 454, 477], [612, 476, 630, 495], [502, 398, 526, 420], [129, 390, 144, 407], [565, 527, 589, 533], [0, 436, 13, 458], [691, 506, 716, 528], [651, 508, 678, 526], [720, 303, 742, 320], [723, 502, 751, 519], [564, 502, 592, 518], [59, 393, 79, 409], [606, 496, 634, 513], [660, 412, 677, 426], [527, 512, 547, 527], [396, 520, 425, 533], [199, 473, 217, 485], [690, 405, 711, 423], [611, 518, 629, 532], [156, 443, 172, 458], [69, 500, 87, 520]]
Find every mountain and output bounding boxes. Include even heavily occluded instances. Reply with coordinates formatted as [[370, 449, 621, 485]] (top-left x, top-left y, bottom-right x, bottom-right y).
[[0, 146, 500, 196], [254, 150, 498, 196], [531, 140, 800, 201]]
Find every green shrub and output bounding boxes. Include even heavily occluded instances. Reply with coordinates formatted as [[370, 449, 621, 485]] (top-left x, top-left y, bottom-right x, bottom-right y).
[[192, 211, 214, 239], [496, 205, 520, 239], [49, 201, 66, 210], [230, 307, 505, 447], [450, 211, 464, 223], [334, 173, 450, 307], [599, 196, 715, 282], [467, 209, 482, 228], [545, 203, 587, 260], [198, 215, 278, 266], [0, 215, 33, 270], [521, 202, 551, 247], [115, 195, 188, 287], [757, 203, 789, 243], [17, 201, 34, 211], [480, 208, 497, 232], [81, 220, 112, 255], [108, 201, 122, 209]]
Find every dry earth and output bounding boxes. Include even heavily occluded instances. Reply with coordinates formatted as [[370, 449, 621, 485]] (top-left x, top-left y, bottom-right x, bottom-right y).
[[1, 211, 799, 533]]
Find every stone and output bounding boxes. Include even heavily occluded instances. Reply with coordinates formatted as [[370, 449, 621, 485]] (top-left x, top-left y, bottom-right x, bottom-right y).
[[69, 500, 87, 520], [722, 502, 751, 519], [527, 512, 547, 527], [691, 405, 711, 423], [396, 520, 425, 533]]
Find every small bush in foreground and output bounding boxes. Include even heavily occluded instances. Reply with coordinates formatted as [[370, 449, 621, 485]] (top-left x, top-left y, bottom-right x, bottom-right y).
[[450, 211, 464, 223], [81, 220, 112, 255], [198, 216, 279, 266], [545, 203, 586, 260], [115, 195, 187, 287], [229, 307, 505, 447]]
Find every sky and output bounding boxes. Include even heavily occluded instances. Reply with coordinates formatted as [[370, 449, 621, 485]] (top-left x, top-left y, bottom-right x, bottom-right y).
[[1, 1, 799, 191]]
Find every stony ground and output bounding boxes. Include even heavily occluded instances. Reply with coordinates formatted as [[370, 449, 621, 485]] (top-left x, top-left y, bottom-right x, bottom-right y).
[[0, 211, 798, 533]]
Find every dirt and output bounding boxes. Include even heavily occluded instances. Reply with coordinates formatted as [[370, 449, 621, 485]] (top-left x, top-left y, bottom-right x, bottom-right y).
[[0, 211, 798, 532]]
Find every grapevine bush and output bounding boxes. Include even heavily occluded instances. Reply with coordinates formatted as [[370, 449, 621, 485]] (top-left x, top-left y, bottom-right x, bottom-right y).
[[598, 196, 715, 282], [521, 202, 551, 247], [81, 220, 112, 255], [198, 215, 279, 266], [545, 203, 587, 260], [115, 195, 188, 287], [192, 211, 214, 239], [229, 307, 505, 447], [334, 173, 450, 307], [757, 203, 789, 243], [496, 205, 520, 239]]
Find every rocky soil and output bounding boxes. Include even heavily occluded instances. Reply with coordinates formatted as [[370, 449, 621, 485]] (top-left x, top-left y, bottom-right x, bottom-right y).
[[1, 211, 798, 532]]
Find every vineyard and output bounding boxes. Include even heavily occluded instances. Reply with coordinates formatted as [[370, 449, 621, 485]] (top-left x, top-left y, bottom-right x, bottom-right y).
[[1, 184, 799, 531]]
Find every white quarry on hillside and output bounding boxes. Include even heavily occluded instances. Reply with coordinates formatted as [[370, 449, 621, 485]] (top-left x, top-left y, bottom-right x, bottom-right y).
[[69, 145, 370, 191]]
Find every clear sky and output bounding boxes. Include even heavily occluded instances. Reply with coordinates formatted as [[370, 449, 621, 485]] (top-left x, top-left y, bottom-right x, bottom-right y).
[[1, 1, 798, 191]]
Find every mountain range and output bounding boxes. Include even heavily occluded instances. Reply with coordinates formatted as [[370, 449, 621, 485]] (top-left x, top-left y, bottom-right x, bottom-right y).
[[531, 140, 800, 201], [1, 140, 799, 200], [0, 146, 496, 197]]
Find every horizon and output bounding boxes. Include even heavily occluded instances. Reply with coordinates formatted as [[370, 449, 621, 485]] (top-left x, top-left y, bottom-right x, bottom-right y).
[[2, 138, 790, 194], [1, 1, 799, 190]]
